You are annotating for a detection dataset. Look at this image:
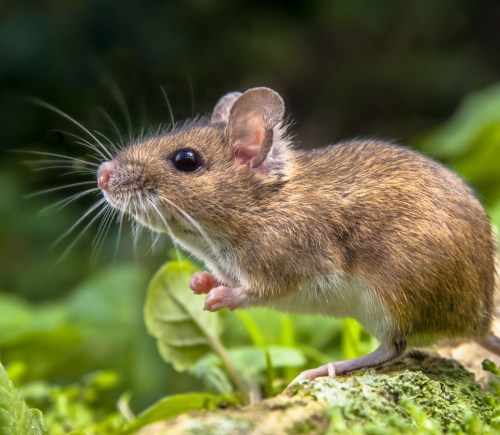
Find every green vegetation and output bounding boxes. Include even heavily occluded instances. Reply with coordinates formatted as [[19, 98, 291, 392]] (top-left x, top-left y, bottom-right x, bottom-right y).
[[2, 259, 499, 433]]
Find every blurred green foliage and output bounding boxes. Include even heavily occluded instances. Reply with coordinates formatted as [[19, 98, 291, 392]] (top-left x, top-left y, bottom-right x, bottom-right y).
[[1, 0, 500, 432]]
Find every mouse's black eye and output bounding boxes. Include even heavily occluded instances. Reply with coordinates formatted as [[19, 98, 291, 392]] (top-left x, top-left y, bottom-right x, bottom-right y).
[[171, 149, 203, 172]]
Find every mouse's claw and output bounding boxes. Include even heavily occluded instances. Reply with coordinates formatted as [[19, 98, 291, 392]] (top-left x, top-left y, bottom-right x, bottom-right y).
[[288, 363, 332, 386]]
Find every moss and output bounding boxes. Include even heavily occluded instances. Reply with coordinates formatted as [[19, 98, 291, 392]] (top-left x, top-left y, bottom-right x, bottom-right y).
[[302, 352, 497, 433], [138, 352, 499, 434]]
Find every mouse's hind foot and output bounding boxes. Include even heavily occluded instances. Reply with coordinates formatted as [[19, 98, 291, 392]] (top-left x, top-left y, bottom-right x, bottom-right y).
[[290, 340, 406, 384]]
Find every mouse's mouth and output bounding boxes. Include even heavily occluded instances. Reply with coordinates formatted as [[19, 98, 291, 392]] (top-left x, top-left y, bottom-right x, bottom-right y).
[[103, 190, 173, 233], [96, 180, 164, 235]]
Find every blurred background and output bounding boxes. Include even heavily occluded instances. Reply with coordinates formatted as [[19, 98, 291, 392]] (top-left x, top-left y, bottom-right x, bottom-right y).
[[1, 0, 500, 420]]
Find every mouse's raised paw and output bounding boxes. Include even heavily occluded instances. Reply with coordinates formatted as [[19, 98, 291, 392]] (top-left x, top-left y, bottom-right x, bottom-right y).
[[203, 286, 248, 312], [190, 272, 221, 295]]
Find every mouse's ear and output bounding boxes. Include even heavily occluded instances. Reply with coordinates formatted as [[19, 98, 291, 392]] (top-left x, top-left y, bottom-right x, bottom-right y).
[[211, 92, 242, 124], [226, 87, 285, 168]]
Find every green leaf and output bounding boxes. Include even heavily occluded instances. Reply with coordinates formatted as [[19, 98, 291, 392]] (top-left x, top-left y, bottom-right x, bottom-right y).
[[280, 314, 297, 381], [341, 318, 362, 359], [420, 83, 500, 159], [0, 293, 67, 347], [145, 260, 252, 403], [490, 201, 500, 229], [144, 260, 221, 371], [264, 350, 275, 397], [233, 311, 265, 346], [188, 356, 234, 395], [119, 393, 238, 434], [0, 363, 48, 435]]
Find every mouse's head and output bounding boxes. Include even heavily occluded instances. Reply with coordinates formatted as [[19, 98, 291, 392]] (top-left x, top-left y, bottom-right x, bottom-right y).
[[97, 87, 291, 249]]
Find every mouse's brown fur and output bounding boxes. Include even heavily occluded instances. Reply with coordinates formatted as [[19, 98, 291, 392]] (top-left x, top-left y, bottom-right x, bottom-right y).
[[98, 87, 499, 380]]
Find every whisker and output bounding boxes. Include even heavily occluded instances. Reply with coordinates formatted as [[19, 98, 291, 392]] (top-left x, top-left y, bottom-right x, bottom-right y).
[[52, 197, 106, 248], [158, 194, 217, 258], [57, 204, 108, 261], [59, 170, 95, 177], [147, 198, 175, 238], [73, 140, 109, 163], [51, 130, 107, 163], [160, 86, 175, 127], [15, 150, 99, 167], [96, 107, 126, 148], [150, 231, 161, 251], [39, 188, 100, 214], [187, 75, 195, 117], [29, 98, 113, 160], [91, 206, 117, 261], [147, 198, 181, 257], [131, 200, 143, 254], [32, 166, 96, 176], [94, 130, 119, 154], [113, 199, 128, 261], [31, 163, 94, 170], [101, 73, 133, 142], [26, 181, 96, 198], [28, 158, 96, 168], [93, 205, 114, 247]]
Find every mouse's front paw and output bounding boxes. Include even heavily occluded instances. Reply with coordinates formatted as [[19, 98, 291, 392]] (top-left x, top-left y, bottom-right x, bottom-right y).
[[204, 286, 246, 312], [190, 272, 221, 295]]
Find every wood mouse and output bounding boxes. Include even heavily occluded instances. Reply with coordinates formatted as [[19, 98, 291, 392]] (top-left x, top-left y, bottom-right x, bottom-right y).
[[97, 87, 500, 382]]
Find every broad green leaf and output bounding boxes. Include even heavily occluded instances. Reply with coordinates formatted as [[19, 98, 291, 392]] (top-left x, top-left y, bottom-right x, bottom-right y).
[[420, 83, 500, 159], [194, 346, 306, 380], [228, 346, 306, 378], [0, 293, 67, 347], [233, 311, 265, 346], [417, 83, 500, 205], [0, 363, 47, 435], [144, 260, 221, 371], [68, 266, 147, 327], [119, 392, 239, 434], [489, 201, 500, 229]]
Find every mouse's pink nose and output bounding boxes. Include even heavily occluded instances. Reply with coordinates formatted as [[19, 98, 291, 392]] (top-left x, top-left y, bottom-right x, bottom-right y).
[[97, 162, 114, 190]]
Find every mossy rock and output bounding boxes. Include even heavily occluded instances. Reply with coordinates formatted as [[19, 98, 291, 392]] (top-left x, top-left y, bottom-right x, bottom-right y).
[[139, 352, 500, 434]]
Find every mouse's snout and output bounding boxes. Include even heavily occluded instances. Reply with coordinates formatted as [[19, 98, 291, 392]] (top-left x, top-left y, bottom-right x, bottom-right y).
[[97, 161, 115, 190]]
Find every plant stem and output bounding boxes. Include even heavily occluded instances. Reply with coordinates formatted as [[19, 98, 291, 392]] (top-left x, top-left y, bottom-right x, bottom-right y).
[[208, 334, 253, 405]]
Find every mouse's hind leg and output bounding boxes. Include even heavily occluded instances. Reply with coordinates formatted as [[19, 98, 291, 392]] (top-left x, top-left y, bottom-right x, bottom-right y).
[[477, 333, 500, 356], [291, 340, 406, 383]]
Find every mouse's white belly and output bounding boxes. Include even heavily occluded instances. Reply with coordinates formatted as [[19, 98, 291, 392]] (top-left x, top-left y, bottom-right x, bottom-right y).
[[265, 275, 394, 341]]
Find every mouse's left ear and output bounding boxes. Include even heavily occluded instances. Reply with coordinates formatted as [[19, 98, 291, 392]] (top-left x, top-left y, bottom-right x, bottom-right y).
[[226, 87, 285, 168]]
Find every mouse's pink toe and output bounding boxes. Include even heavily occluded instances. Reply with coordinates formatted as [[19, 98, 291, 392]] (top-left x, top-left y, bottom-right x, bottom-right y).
[[290, 364, 332, 384], [190, 272, 219, 294]]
